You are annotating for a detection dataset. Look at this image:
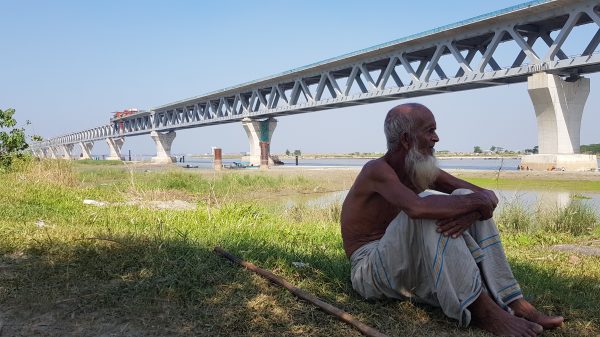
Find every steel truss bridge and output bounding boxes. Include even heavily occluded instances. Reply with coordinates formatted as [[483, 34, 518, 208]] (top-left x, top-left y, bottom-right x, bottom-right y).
[[33, 0, 600, 149]]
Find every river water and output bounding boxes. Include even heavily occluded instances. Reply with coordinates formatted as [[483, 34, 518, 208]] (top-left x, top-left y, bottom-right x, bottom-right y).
[[287, 189, 600, 211], [170, 156, 600, 211]]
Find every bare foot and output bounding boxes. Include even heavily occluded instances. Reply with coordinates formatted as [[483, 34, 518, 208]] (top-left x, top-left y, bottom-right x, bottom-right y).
[[509, 298, 564, 329], [470, 292, 543, 337]]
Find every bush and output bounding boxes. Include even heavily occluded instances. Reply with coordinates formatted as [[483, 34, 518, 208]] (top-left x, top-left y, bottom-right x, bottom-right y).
[[496, 199, 535, 233], [496, 195, 599, 236], [543, 200, 599, 235], [0, 108, 31, 171]]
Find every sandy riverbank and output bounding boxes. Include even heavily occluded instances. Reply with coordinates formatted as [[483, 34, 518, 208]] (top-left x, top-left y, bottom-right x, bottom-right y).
[[121, 160, 600, 183]]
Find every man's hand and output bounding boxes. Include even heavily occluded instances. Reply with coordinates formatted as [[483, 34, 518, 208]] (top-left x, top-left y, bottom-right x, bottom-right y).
[[437, 211, 481, 238], [471, 190, 497, 220], [481, 189, 499, 209]]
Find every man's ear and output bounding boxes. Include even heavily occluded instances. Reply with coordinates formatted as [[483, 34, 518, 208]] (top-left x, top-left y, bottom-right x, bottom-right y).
[[400, 133, 411, 150]]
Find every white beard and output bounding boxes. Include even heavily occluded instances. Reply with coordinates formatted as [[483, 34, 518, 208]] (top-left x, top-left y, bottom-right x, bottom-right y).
[[405, 146, 439, 192]]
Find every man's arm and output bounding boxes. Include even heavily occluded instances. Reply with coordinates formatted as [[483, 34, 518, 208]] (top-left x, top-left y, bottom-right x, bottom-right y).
[[432, 169, 486, 193], [432, 169, 498, 209], [432, 170, 498, 237], [368, 161, 495, 220]]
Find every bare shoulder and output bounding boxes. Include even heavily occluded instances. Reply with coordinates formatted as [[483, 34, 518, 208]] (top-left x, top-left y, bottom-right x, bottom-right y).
[[351, 157, 396, 192], [361, 157, 391, 174], [360, 157, 396, 181]]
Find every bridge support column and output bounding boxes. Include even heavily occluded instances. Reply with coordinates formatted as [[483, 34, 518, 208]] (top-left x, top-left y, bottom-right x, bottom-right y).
[[106, 137, 124, 161], [242, 117, 277, 167], [61, 144, 74, 159], [521, 73, 597, 171], [78, 141, 94, 160], [32, 148, 43, 158], [150, 131, 176, 163], [48, 147, 59, 159]]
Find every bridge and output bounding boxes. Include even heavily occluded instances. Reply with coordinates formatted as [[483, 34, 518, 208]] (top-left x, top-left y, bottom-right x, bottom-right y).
[[30, 0, 600, 171]]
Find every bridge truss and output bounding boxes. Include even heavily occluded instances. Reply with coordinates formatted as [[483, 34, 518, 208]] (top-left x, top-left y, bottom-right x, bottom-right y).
[[35, 0, 600, 149]]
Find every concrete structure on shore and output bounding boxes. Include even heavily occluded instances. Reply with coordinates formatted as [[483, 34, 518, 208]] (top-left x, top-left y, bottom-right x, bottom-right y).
[[29, 0, 600, 171], [522, 73, 597, 171]]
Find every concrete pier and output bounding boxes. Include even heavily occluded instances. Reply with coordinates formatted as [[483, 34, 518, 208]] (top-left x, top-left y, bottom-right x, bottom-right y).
[[48, 147, 59, 159], [78, 141, 94, 160], [150, 131, 176, 163], [32, 148, 44, 158], [521, 153, 598, 171], [62, 144, 74, 159], [106, 137, 124, 161], [522, 73, 597, 171], [242, 117, 277, 166]]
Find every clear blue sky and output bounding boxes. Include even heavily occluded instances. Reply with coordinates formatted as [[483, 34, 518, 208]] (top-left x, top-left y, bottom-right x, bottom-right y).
[[2, 0, 599, 156]]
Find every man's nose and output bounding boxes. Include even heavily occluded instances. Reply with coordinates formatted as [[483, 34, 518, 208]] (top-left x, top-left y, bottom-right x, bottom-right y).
[[432, 132, 439, 142]]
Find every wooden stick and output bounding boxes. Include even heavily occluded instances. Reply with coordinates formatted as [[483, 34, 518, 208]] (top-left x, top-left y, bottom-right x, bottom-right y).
[[214, 246, 390, 337]]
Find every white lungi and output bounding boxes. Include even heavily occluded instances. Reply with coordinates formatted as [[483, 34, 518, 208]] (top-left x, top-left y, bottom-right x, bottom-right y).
[[350, 189, 523, 327]]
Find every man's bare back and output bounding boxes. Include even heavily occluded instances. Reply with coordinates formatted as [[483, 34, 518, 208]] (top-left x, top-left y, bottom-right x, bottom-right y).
[[341, 158, 402, 257]]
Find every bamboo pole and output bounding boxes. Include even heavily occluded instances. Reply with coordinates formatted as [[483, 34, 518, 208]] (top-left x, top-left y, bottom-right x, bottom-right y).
[[214, 246, 390, 337]]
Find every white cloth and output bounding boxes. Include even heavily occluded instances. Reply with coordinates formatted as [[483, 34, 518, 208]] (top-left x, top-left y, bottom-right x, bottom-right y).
[[350, 189, 523, 327]]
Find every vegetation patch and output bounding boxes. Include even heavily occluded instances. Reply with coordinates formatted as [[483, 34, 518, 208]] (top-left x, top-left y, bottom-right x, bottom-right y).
[[462, 177, 600, 191], [0, 160, 598, 336]]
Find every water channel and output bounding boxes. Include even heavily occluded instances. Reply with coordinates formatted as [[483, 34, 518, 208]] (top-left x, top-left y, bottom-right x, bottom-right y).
[[284, 188, 600, 212], [171, 156, 600, 212]]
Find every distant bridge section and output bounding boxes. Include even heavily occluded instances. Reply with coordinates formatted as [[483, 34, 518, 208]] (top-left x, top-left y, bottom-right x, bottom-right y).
[[31, 0, 600, 169]]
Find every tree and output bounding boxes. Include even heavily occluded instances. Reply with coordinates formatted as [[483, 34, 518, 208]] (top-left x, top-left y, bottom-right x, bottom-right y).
[[293, 149, 301, 156], [581, 144, 600, 154], [473, 146, 482, 153], [490, 145, 496, 152], [285, 149, 290, 156], [0, 108, 30, 169]]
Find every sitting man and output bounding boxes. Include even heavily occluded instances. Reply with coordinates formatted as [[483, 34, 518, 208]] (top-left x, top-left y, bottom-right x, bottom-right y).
[[340, 103, 563, 337]]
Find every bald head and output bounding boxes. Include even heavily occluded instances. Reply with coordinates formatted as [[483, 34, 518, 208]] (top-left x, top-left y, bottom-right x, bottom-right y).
[[384, 103, 433, 152]]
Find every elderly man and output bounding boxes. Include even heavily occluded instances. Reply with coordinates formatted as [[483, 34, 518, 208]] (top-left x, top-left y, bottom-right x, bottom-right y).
[[341, 103, 563, 337]]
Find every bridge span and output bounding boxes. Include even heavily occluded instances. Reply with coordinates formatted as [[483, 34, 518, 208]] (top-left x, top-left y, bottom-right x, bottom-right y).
[[31, 0, 600, 170]]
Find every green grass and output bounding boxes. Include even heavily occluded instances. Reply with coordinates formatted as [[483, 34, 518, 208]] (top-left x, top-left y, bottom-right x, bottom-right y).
[[463, 177, 600, 191], [497, 197, 599, 236], [73, 158, 124, 166], [0, 159, 599, 336]]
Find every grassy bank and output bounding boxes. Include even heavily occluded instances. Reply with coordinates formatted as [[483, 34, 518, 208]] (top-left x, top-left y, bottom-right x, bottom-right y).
[[461, 176, 600, 192], [0, 159, 598, 336]]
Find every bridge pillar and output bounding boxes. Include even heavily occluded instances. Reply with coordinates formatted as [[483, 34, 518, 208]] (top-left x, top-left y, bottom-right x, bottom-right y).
[[48, 147, 59, 159], [31, 148, 42, 158], [78, 141, 94, 160], [242, 117, 277, 166], [106, 137, 124, 161], [521, 73, 597, 171], [150, 131, 176, 163], [61, 144, 75, 159]]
